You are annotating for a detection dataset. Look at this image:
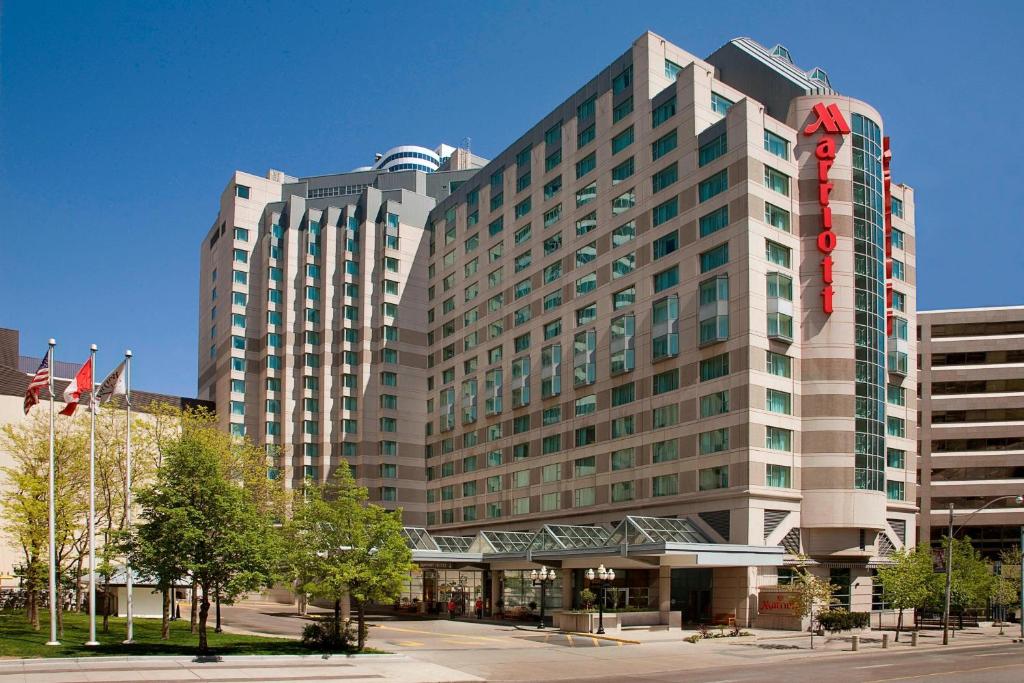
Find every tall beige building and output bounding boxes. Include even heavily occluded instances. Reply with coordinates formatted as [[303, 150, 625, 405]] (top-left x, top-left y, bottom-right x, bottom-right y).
[[918, 306, 1024, 556], [198, 33, 919, 625]]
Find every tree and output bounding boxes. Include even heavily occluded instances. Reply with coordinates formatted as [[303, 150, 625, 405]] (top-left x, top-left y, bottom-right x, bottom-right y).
[[874, 543, 934, 640], [790, 567, 837, 649], [289, 466, 414, 651], [992, 546, 1021, 632], [131, 428, 280, 653], [938, 537, 995, 620], [0, 411, 89, 633]]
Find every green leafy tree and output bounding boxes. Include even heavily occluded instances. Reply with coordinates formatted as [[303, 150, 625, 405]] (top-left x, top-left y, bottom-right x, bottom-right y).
[[935, 537, 995, 619], [874, 543, 934, 640], [289, 466, 414, 651], [790, 567, 837, 649], [1, 411, 88, 632], [992, 546, 1021, 631], [132, 428, 280, 653]]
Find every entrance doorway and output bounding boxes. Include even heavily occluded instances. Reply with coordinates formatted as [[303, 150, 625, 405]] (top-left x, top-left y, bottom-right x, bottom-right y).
[[671, 568, 712, 623]]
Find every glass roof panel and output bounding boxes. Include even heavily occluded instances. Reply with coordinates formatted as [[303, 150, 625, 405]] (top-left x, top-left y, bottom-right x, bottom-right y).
[[480, 530, 534, 553], [434, 535, 475, 553], [401, 527, 440, 551], [621, 516, 711, 544], [546, 524, 608, 549]]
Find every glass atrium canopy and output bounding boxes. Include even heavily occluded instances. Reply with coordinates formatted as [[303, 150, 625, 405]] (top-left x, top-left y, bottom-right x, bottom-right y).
[[606, 516, 711, 546]]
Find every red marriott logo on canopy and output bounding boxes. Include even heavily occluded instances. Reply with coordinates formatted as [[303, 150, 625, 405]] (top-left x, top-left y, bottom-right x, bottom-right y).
[[804, 103, 851, 315]]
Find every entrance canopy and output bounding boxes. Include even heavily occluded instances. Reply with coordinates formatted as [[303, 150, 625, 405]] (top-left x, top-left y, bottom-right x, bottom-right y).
[[402, 516, 783, 568]]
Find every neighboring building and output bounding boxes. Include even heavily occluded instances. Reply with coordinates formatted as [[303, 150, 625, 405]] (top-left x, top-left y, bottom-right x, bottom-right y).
[[0, 327, 212, 584], [918, 306, 1024, 557], [198, 32, 918, 627], [197, 144, 486, 524]]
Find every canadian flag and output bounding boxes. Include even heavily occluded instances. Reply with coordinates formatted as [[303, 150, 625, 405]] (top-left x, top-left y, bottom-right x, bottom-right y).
[[60, 358, 93, 416]]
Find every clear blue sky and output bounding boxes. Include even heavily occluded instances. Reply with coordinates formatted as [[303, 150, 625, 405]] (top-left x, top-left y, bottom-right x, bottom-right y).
[[2, 1, 1021, 397]]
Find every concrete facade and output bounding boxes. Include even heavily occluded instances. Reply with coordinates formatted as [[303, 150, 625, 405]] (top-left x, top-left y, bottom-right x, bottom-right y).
[[196, 33, 918, 625], [918, 306, 1024, 556]]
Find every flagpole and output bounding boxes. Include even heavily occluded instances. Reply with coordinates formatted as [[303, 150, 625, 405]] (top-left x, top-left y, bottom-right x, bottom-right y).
[[85, 344, 99, 647], [45, 339, 60, 646], [123, 350, 133, 644]]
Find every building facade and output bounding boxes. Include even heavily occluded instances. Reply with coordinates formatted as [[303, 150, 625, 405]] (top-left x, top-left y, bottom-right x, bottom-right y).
[[918, 306, 1024, 556], [198, 33, 919, 626], [197, 146, 485, 524], [0, 327, 212, 584]]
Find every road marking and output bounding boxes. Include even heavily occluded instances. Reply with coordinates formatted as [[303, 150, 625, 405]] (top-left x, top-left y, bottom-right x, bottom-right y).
[[871, 662, 1024, 682], [374, 624, 507, 643], [565, 633, 574, 647], [855, 664, 895, 669], [393, 640, 424, 647], [974, 651, 1013, 656]]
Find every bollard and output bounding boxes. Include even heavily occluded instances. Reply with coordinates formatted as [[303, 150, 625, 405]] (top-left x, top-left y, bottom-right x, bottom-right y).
[[911, 631, 919, 647], [882, 634, 889, 649], [851, 634, 859, 651]]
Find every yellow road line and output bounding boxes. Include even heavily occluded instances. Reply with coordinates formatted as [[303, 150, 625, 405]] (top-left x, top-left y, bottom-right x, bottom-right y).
[[375, 624, 508, 643], [565, 633, 574, 647]]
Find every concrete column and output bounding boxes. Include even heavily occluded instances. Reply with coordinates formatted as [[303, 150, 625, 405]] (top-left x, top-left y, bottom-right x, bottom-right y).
[[561, 568, 574, 610], [658, 565, 672, 627], [490, 570, 503, 617]]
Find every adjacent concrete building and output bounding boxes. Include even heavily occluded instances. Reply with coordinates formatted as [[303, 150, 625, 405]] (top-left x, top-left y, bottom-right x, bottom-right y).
[[197, 33, 919, 627], [918, 306, 1024, 556], [0, 327, 212, 584]]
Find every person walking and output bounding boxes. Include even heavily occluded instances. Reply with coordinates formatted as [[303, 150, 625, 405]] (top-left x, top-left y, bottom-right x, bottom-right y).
[[475, 597, 484, 619]]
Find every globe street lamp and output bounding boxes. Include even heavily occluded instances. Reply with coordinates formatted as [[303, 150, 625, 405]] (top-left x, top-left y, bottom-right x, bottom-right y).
[[530, 566, 556, 629], [941, 495, 1024, 645], [585, 564, 616, 635]]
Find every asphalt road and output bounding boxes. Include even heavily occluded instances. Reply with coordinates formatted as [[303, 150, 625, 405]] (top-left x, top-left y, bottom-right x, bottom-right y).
[[552, 641, 1024, 683]]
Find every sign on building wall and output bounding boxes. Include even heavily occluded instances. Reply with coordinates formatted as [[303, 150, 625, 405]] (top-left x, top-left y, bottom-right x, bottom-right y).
[[803, 103, 851, 315], [758, 589, 799, 615]]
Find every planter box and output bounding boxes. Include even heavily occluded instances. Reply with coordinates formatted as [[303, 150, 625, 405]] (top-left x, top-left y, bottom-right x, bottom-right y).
[[553, 611, 619, 633]]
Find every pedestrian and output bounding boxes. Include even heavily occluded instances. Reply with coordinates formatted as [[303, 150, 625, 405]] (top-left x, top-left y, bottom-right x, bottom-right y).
[[448, 598, 456, 619], [475, 597, 483, 619]]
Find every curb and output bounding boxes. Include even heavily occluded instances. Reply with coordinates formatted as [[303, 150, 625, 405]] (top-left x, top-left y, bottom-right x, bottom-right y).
[[0, 653, 408, 669], [557, 630, 642, 645]]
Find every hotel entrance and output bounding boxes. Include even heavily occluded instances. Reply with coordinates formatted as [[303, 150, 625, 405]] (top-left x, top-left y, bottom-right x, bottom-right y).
[[671, 568, 713, 624]]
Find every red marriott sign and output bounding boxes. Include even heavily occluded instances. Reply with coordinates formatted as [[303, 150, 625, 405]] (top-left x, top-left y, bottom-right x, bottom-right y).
[[803, 103, 851, 315]]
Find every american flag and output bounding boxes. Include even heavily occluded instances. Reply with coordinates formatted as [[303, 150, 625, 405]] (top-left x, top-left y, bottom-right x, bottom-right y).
[[23, 353, 50, 415]]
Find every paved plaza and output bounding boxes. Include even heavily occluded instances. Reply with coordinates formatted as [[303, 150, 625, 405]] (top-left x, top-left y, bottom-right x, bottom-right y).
[[1, 604, 1021, 682]]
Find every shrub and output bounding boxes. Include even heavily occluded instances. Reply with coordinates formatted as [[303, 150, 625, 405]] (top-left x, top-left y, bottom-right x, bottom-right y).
[[684, 634, 702, 643], [579, 589, 597, 611], [816, 609, 871, 633], [301, 618, 356, 651]]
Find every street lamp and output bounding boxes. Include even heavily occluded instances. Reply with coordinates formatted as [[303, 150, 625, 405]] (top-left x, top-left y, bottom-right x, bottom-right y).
[[530, 566, 556, 629], [585, 564, 616, 635], [941, 495, 1024, 645]]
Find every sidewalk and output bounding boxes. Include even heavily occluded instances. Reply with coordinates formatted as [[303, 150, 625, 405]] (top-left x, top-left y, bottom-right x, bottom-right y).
[[0, 653, 482, 682]]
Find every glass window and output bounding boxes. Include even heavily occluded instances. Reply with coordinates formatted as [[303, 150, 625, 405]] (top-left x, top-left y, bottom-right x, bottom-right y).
[[765, 426, 792, 451], [699, 206, 729, 238], [700, 243, 729, 272], [710, 92, 734, 115], [653, 438, 679, 463], [653, 474, 678, 497], [764, 130, 789, 159], [653, 266, 678, 293], [612, 96, 633, 123], [652, 95, 676, 127], [700, 353, 730, 381], [764, 167, 790, 196], [613, 286, 635, 310], [699, 169, 728, 202], [699, 466, 729, 491], [700, 390, 729, 417], [612, 157, 634, 185], [612, 188, 635, 215], [652, 368, 679, 395], [766, 464, 792, 488], [765, 202, 791, 231], [652, 197, 678, 227], [651, 130, 677, 161], [611, 126, 634, 154], [699, 429, 729, 454], [611, 220, 635, 247], [652, 230, 679, 260], [698, 133, 727, 167], [766, 240, 791, 267], [575, 153, 596, 179], [574, 456, 597, 477], [612, 64, 632, 94], [766, 388, 792, 414], [887, 448, 906, 469], [651, 295, 679, 360]]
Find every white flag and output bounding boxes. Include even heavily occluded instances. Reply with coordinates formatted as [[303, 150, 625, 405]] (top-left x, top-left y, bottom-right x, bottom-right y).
[[96, 360, 127, 405]]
